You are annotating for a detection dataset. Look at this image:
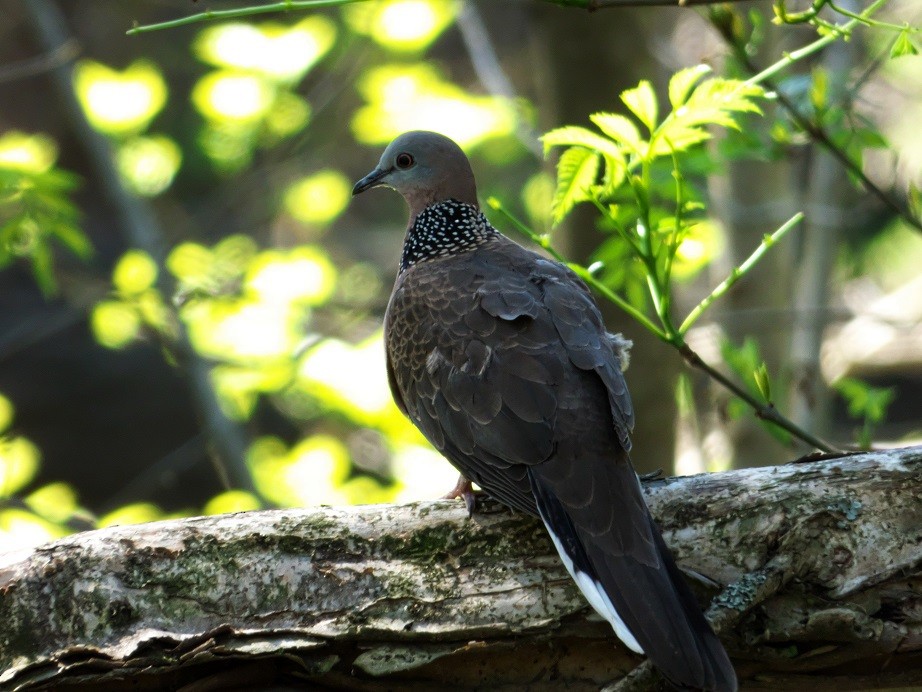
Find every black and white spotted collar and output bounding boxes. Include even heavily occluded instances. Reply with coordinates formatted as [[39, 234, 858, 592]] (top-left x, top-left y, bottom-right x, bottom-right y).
[[399, 199, 498, 273]]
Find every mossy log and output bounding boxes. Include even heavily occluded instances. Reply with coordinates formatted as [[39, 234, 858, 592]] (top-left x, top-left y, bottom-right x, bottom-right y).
[[1, 446, 921, 691]]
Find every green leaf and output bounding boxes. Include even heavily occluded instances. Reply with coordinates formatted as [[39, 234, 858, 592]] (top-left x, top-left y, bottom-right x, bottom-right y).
[[668, 64, 711, 108], [753, 362, 771, 401], [653, 78, 764, 157], [810, 67, 828, 113], [30, 240, 57, 296], [589, 113, 645, 155], [541, 126, 621, 159], [50, 222, 93, 259], [890, 29, 919, 59], [551, 147, 600, 224], [620, 81, 659, 132], [628, 174, 649, 218], [650, 127, 713, 156], [909, 183, 922, 220]]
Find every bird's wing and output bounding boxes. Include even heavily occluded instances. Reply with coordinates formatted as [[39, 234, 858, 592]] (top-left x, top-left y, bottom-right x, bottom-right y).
[[387, 238, 643, 536]]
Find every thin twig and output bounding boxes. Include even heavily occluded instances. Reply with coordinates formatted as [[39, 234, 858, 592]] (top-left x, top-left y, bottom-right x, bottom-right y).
[[678, 343, 840, 453], [126, 0, 373, 35], [679, 213, 804, 334]]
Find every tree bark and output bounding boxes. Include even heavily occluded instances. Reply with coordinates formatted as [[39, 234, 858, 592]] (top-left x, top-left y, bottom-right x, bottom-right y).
[[2, 447, 921, 691]]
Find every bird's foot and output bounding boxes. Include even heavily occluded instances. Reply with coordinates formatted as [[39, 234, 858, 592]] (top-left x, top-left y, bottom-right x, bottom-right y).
[[638, 468, 664, 482], [442, 475, 478, 517]]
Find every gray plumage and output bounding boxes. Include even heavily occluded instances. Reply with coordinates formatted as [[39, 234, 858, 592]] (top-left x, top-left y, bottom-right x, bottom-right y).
[[353, 130, 736, 692]]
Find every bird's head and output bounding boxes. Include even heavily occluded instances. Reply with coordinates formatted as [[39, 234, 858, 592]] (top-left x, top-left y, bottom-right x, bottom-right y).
[[352, 131, 478, 220]]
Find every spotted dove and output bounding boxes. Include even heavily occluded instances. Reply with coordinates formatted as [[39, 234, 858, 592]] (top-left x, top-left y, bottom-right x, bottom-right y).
[[353, 131, 736, 691]]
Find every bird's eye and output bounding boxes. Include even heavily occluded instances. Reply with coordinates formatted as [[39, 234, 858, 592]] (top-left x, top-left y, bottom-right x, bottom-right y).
[[395, 153, 415, 169]]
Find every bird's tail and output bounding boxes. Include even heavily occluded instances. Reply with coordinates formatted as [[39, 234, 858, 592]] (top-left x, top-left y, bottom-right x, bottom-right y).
[[531, 475, 737, 692]]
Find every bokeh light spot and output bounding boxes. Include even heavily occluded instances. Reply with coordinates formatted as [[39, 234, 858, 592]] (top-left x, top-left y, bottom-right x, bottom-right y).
[[192, 71, 274, 123], [195, 16, 336, 82], [91, 300, 142, 349], [117, 135, 182, 196], [113, 249, 158, 294], [246, 246, 337, 305], [299, 336, 393, 418], [0, 394, 13, 433], [99, 502, 163, 527], [0, 436, 40, 497], [283, 170, 351, 225], [74, 60, 167, 136], [672, 220, 722, 280], [0, 131, 58, 172], [25, 483, 78, 524], [204, 489, 261, 514], [352, 64, 516, 147], [347, 0, 456, 52]]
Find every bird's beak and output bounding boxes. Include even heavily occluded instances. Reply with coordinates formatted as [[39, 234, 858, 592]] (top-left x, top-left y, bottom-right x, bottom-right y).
[[352, 167, 390, 196]]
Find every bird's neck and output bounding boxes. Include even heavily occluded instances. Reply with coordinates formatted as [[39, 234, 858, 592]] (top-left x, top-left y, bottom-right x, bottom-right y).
[[400, 199, 498, 273]]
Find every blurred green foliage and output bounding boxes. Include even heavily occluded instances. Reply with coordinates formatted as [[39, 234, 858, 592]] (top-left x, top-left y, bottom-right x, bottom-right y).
[[0, 132, 91, 295], [833, 377, 896, 450]]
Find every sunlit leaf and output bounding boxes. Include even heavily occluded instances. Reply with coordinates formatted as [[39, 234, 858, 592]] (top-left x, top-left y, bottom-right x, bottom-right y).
[[264, 91, 312, 140], [186, 300, 301, 360], [551, 147, 599, 224], [620, 81, 658, 132], [589, 113, 645, 155], [541, 125, 621, 158], [391, 444, 459, 503], [890, 29, 919, 59], [671, 219, 723, 280], [653, 78, 764, 156], [167, 242, 214, 285], [753, 362, 771, 401], [211, 362, 293, 419], [668, 65, 712, 109], [810, 67, 828, 112]]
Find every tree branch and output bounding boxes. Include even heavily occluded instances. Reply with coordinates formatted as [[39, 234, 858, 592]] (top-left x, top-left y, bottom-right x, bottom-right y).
[[2, 447, 920, 690]]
